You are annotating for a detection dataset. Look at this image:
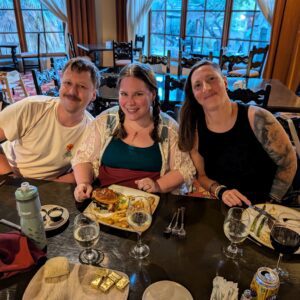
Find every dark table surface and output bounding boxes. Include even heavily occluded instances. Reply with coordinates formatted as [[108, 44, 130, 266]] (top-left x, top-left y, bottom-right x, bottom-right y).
[[0, 176, 299, 300]]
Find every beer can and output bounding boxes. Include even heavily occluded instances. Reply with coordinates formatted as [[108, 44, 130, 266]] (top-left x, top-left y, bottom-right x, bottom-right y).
[[250, 267, 279, 300]]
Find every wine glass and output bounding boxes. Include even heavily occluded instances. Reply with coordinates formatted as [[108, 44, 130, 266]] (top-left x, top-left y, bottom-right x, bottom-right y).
[[73, 213, 104, 265], [270, 220, 300, 281], [127, 196, 152, 259], [223, 207, 251, 259]]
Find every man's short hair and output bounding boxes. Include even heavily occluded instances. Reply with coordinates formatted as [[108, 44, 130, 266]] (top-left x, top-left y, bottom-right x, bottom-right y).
[[62, 57, 100, 89]]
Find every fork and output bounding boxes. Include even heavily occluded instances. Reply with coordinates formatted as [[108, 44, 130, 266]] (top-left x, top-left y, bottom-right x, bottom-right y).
[[163, 211, 177, 237], [177, 207, 186, 239]]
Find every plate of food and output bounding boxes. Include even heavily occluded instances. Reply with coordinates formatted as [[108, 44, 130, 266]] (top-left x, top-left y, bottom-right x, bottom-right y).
[[246, 203, 300, 253], [83, 185, 160, 232], [23, 256, 129, 300]]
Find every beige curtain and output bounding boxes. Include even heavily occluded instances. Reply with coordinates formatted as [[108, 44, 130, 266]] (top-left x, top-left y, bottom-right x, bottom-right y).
[[257, 0, 275, 24], [263, 0, 300, 92]]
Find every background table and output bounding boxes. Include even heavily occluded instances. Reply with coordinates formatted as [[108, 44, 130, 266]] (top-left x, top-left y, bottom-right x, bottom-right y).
[[0, 176, 299, 299], [0, 43, 19, 71]]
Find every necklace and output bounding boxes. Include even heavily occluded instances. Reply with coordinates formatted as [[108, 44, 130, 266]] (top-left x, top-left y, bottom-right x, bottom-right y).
[[125, 122, 153, 143]]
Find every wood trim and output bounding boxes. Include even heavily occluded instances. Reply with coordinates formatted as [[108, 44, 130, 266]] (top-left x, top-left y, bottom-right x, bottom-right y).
[[13, 0, 27, 52], [222, 0, 233, 47], [181, 0, 188, 38]]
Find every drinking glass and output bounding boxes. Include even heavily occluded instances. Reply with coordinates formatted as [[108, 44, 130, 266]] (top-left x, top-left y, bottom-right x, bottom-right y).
[[223, 207, 251, 259], [73, 213, 104, 265], [127, 196, 152, 259], [270, 220, 299, 281]]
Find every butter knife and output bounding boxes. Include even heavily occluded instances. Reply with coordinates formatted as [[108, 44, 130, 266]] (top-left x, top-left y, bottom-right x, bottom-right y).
[[0, 218, 21, 231], [250, 204, 266, 232], [249, 204, 276, 221]]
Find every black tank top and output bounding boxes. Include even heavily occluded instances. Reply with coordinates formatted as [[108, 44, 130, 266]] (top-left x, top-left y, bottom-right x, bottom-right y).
[[198, 104, 277, 202]]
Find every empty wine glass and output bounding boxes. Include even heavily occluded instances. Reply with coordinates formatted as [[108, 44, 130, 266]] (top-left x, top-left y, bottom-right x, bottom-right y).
[[73, 213, 104, 265], [270, 220, 300, 282], [127, 196, 152, 259], [223, 207, 251, 259]]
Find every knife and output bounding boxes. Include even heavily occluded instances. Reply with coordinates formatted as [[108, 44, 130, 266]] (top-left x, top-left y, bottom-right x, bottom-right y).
[[0, 218, 21, 231], [250, 204, 266, 232]]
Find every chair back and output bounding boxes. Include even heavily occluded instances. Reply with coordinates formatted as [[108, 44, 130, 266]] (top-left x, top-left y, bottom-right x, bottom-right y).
[[219, 49, 249, 75], [50, 56, 69, 73], [134, 35, 145, 53], [179, 37, 193, 56], [31, 68, 61, 97], [67, 33, 77, 58], [112, 41, 133, 68], [178, 50, 213, 76], [246, 45, 269, 78], [139, 50, 171, 74], [227, 84, 271, 108]]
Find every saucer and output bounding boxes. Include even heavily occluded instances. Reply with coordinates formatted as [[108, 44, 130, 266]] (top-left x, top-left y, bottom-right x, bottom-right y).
[[40, 204, 69, 231], [142, 280, 193, 300]]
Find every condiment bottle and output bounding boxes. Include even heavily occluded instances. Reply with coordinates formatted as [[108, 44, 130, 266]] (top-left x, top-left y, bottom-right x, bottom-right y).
[[240, 289, 253, 299], [15, 182, 47, 250]]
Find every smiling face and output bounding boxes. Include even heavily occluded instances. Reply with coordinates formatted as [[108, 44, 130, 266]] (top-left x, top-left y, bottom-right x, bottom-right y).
[[118, 76, 156, 123], [59, 66, 96, 115], [191, 64, 228, 111]]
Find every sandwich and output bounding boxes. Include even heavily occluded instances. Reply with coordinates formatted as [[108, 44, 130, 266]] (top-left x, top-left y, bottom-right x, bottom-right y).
[[92, 187, 119, 211]]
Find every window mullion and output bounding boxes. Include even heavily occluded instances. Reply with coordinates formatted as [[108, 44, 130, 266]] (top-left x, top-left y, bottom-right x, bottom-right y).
[[13, 0, 27, 52], [222, 0, 233, 48], [181, 0, 188, 38]]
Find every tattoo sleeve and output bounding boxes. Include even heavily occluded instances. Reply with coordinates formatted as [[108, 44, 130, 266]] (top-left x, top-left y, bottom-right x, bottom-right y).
[[253, 109, 297, 200]]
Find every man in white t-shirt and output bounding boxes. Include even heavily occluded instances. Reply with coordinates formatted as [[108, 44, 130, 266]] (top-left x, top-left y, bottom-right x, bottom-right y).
[[0, 57, 99, 182]]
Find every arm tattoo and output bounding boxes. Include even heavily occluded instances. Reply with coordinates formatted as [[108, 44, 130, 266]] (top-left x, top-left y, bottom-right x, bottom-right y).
[[253, 109, 297, 200]]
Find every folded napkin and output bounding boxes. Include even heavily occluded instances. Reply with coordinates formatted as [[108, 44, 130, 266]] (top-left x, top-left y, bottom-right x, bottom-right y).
[[0, 231, 46, 279], [210, 276, 239, 300]]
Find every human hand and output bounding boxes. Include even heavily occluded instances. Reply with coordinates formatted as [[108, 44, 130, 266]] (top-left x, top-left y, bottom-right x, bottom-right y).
[[221, 189, 251, 207], [135, 178, 161, 193], [74, 183, 93, 202]]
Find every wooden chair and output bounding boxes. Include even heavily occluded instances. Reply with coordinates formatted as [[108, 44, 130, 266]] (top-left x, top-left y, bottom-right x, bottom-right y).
[[227, 84, 271, 108], [20, 33, 41, 74], [229, 45, 269, 78], [177, 50, 213, 76], [134, 34, 145, 56], [0, 70, 28, 103], [50, 56, 69, 74], [219, 49, 249, 76], [67, 33, 77, 58], [31, 68, 61, 97], [112, 41, 133, 70], [179, 37, 194, 57], [139, 50, 171, 74]]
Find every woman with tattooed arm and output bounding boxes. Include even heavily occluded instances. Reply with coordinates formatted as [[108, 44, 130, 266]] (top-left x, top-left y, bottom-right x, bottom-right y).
[[178, 60, 297, 207]]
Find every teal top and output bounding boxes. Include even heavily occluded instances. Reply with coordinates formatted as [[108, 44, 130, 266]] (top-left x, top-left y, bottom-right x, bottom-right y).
[[102, 138, 162, 172]]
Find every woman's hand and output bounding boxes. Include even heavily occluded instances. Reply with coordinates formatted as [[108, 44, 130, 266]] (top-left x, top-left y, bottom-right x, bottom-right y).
[[74, 183, 93, 202], [135, 178, 161, 193], [221, 189, 251, 207]]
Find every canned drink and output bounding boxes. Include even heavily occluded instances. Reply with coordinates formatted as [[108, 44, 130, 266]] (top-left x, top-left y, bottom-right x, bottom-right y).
[[250, 267, 279, 300]]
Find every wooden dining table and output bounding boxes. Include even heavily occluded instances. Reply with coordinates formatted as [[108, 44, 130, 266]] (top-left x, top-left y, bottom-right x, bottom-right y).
[[0, 175, 299, 299]]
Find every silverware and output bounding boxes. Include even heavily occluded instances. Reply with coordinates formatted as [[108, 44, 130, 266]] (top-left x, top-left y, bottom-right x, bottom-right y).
[[0, 179, 6, 187], [283, 218, 300, 222], [163, 211, 177, 237], [178, 207, 186, 239], [250, 204, 266, 232], [0, 218, 21, 231], [247, 236, 262, 247], [249, 204, 276, 221], [171, 208, 181, 235]]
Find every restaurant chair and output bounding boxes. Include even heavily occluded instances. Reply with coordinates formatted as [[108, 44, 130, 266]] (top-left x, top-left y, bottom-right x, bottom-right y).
[[179, 37, 194, 57], [112, 40, 133, 71], [20, 33, 41, 74], [67, 33, 77, 58], [50, 56, 69, 75], [139, 50, 171, 74], [31, 68, 61, 97], [0, 70, 28, 103], [177, 51, 213, 76], [227, 84, 271, 108], [134, 34, 145, 58], [228, 45, 269, 78], [219, 48, 249, 76]]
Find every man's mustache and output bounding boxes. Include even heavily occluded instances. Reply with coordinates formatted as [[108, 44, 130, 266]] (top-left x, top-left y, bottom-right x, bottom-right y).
[[63, 94, 81, 102]]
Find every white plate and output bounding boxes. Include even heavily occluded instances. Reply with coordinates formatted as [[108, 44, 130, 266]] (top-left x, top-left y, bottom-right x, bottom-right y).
[[142, 281, 193, 300], [84, 184, 160, 232], [246, 203, 300, 253], [41, 204, 69, 232]]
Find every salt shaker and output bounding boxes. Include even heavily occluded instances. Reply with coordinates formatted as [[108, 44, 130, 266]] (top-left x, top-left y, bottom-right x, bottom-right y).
[[15, 182, 47, 250]]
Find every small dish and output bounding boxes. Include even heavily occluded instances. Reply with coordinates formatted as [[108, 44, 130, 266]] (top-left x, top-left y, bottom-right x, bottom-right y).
[[41, 205, 69, 232], [47, 207, 64, 222], [142, 280, 193, 300], [40, 209, 48, 221]]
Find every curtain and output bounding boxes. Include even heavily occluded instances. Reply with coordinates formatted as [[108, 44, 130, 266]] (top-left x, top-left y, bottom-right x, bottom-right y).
[[126, 0, 153, 43], [257, 0, 275, 24], [116, 0, 128, 41], [65, 0, 97, 56], [263, 0, 300, 92]]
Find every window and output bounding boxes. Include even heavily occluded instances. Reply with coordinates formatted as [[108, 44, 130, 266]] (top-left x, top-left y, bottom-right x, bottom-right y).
[[150, 0, 272, 57], [0, 0, 65, 55]]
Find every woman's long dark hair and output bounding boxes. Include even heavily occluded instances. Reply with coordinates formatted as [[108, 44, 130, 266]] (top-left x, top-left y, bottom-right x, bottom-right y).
[[113, 62, 161, 142], [178, 60, 222, 151]]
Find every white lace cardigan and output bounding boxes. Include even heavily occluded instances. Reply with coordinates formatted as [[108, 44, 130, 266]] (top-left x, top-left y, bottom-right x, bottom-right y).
[[72, 106, 196, 194]]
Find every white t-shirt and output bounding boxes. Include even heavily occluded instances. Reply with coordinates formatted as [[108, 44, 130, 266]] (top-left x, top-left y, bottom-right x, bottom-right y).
[[0, 96, 93, 179]]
